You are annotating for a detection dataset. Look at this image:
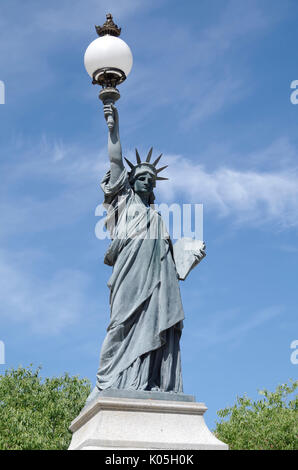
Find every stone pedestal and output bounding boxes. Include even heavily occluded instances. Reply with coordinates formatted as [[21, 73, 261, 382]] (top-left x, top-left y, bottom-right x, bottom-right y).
[[68, 393, 228, 450]]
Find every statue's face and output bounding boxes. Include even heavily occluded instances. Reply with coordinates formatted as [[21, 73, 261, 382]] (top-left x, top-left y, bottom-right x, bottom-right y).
[[133, 171, 155, 195]]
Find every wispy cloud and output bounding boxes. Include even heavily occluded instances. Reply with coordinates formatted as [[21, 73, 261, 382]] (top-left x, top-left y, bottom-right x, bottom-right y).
[[0, 250, 91, 335], [0, 137, 108, 237], [157, 142, 298, 229], [279, 244, 298, 254], [0, 0, 281, 124], [123, 0, 279, 128], [187, 305, 283, 350], [194, 0, 271, 63], [0, 0, 157, 96], [183, 75, 244, 125], [2, 136, 298, 241]]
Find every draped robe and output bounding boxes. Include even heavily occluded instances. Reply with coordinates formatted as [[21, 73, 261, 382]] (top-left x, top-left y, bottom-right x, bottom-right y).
[[96, 169, 185, 392]]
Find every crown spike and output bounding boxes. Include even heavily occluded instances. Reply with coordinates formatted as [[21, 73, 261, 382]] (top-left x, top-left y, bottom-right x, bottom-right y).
[[135, 148, 141, 164], [153, 153, 163, 167], [156, 165, 168, 174], [156, 176, 169, 181], [124, 157, 135, 169], [146, 147, 153, 162]]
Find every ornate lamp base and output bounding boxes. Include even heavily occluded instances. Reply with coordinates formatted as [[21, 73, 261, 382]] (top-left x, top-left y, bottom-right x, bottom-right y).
[[99, 86, 120, 105], [98, 87, 120, 129]]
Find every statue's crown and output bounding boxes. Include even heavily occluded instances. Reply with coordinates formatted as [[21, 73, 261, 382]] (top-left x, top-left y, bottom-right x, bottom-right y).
[[125, 148, 168, 184]]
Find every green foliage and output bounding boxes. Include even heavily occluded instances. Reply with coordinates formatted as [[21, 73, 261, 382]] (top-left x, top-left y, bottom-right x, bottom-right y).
[[0, 365, 91, 450], [1, 367, 297, 450], [215, 380, 298, 450]]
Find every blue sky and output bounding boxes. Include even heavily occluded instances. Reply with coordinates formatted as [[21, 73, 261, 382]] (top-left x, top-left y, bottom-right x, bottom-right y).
[[0, 0, 297, 430]]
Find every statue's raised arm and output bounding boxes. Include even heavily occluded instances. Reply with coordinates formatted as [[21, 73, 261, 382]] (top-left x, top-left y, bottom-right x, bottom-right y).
[[103, 103, 124, 185]]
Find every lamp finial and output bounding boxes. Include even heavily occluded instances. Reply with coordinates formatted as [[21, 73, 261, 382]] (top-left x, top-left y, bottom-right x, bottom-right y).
[[95, 14, 121, 37]]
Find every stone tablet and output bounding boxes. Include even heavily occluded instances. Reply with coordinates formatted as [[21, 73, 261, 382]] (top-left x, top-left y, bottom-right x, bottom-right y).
[[173, 238, 205, 281]]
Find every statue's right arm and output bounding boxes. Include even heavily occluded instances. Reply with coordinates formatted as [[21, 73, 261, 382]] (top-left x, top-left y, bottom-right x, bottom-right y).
[[103, 104, 124, 186]]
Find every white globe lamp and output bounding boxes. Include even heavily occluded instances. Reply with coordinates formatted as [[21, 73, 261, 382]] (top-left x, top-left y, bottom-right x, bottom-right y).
[[84, 13, 133, 124]]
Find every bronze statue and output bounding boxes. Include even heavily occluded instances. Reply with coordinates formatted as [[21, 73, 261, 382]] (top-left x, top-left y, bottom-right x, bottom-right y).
[[84, 103, 206, 400]]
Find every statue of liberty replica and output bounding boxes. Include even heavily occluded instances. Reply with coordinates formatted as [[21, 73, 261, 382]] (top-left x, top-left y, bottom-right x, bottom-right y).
[[95, 102, 206, 394], [69, 15, 228, 450], [82, 101, 206, 405]]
